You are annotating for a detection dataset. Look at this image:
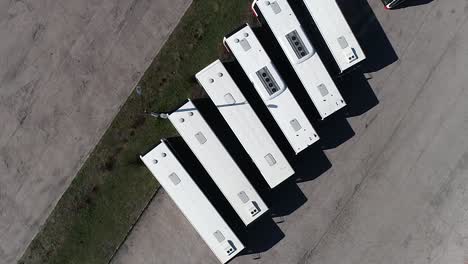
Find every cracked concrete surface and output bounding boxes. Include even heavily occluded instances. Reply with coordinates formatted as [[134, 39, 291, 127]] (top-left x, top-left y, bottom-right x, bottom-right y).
[[111, 0, 468, 263], [0, 0, 192, 263]]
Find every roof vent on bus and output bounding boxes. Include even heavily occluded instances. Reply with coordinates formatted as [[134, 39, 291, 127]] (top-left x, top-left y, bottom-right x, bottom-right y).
[[213, 230, 225, 243], [168, 173, 181, 186], [318, 83, 329, 97], [264, 153, 277, 166], [337, 36, 349, 49], [224, 93, 236, 104], [238, 191, 250, 203], [256, 66, 280, 95], [290, 119, 302, 132], [286, 30, 309, 59], [266, 1, 282, 14], [240, 38, 251, 51], [195, 132, 207, 144]]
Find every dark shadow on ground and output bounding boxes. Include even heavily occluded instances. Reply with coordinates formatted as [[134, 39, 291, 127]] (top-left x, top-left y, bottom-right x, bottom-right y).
[[314, 113, 356, 150], [293, 145, 332, 183], [237, 216, 286, 257], [336, 69, 379, 117], [267, 179, 308, 217], [392, 0, 434, 9], [337, 0, 399, 73]]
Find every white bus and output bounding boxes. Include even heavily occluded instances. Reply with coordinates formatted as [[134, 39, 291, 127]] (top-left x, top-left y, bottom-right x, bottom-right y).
[[140, 140, 244, 263], [223, 24, 319, 154], [168, 100, 268, 225], [252, 0, 346, 119], [302, 0, 365, 73], [196, 60, 294, 188]]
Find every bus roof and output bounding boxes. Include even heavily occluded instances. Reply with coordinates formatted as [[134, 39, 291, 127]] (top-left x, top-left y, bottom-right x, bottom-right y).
[[140, 141, 244, 263], [168, 100, 268, 225], [303, 0, 365, 72], [196, 60, 294, 188]]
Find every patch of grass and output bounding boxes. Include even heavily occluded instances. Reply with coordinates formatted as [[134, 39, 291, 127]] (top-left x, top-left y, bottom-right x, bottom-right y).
[[19, 1, 253, 263]]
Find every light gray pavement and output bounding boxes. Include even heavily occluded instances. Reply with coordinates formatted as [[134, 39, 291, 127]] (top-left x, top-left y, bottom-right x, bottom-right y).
[[0, 0, 191, 263], [112, 0, 468, 264]]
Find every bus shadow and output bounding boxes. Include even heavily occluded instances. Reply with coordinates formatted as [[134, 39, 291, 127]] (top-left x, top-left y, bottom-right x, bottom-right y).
[[337, 69, 379, 118], [237, 216, 285, 257], [292, 144, 332, 183], [338, 0, 399, 73], [393, 0, 434, 9]]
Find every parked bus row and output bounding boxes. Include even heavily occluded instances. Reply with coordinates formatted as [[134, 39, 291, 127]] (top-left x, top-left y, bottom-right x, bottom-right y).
[[140, 0, 365, 263]]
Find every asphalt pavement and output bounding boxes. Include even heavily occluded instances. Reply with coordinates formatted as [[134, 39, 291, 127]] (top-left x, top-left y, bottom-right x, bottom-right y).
[[0, 0, 192, 263]]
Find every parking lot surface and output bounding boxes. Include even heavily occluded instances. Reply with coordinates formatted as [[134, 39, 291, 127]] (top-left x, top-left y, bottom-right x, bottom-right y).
[[0, 0, 191, 263]]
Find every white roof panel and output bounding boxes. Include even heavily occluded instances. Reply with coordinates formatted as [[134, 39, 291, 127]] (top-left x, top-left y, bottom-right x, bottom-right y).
[[140, 141, 244, 263], [224, 24, 319, 154], [302, 0, 365, 72], [196, 60, 294, 188], [168, 100, 268, 225], [253, 0, 346, 119]]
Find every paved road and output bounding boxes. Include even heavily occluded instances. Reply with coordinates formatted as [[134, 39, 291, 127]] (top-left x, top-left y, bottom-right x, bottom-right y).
[[0, 0, 191, 263], [112, 0, 468, 263]]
